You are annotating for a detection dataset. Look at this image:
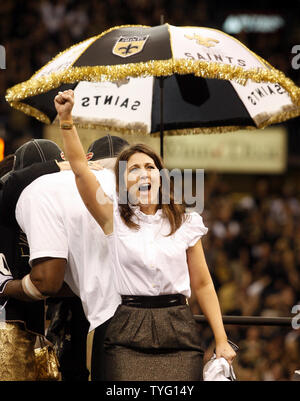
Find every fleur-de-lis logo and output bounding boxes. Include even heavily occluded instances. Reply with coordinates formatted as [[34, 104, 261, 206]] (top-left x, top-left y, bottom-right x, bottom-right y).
[[185, 34, 219, 48], [119, 44, 138, 55], [113, 36, 149, 58]]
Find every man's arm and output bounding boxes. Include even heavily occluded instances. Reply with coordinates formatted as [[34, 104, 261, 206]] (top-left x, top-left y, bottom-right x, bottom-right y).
[[30, 257, 67, 296], [2, 257, 68, 301]]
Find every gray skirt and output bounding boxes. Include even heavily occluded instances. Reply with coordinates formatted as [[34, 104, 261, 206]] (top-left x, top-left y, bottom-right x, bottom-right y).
[[103, 303, 204, 381]]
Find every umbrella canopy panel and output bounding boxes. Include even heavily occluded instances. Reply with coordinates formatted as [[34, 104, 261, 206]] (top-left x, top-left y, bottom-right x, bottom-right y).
[[22, 83, 77, 122], [73, 24, 172, 66], [151, 75, 254, 132]]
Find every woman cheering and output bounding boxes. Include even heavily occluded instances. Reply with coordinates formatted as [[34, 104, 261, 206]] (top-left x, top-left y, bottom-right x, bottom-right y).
[[55, 89, 236, 381]]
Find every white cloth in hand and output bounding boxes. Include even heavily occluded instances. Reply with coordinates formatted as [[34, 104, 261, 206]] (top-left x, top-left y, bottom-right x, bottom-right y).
[[0, 253, 13, 293], [203, 354, 236, 381]]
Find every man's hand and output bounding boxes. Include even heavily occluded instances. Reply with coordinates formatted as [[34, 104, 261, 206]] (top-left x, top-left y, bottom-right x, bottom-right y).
[[54, 89, 74, 121], [0, 253, 13, 294]]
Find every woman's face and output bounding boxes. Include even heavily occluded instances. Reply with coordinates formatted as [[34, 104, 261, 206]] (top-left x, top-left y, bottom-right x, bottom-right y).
[[125, 152, 160, 206]]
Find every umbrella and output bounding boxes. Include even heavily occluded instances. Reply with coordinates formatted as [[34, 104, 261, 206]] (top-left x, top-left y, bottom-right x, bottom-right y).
[[6, 24, 300, 157]]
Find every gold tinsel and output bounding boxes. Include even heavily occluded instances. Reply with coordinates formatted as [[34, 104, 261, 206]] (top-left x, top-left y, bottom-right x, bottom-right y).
[[8, 101, 51, 124], [6, 59, 300, 104]]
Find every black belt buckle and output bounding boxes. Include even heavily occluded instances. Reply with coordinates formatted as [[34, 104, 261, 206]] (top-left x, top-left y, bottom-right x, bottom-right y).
[[121, 294, 187, 308]]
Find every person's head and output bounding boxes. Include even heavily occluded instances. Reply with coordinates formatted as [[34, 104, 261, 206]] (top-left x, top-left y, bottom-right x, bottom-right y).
[[13, 139, 64, 170], [116, 144, 161, 206], [115, 143, 185, 235], [87, 134, 129, 169]]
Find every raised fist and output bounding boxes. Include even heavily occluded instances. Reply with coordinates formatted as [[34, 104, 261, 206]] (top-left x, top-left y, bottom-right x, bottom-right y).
[[54, 89, 74, 121]]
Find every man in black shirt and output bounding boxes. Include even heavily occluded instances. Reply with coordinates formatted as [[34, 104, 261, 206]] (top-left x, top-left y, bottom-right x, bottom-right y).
[[0, 140, 63, 380]]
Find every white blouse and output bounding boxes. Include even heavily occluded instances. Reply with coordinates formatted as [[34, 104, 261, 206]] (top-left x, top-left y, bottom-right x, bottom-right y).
[[106, 194, 208, 297]]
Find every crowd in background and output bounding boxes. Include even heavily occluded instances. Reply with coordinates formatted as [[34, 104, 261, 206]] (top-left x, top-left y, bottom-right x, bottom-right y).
[[0, 0, 299, 380]]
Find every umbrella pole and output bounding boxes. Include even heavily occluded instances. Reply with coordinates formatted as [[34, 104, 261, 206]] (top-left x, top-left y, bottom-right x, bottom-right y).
[[159, 77, 164, 159], [159, 14, 165, 159]]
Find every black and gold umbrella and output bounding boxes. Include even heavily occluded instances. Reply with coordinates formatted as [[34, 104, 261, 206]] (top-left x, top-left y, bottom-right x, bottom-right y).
[[6, 24, 300, 157]]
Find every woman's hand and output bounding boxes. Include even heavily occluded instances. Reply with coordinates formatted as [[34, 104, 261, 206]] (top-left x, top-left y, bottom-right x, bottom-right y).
[[54, 89, 74, 121], [215, 341, 236, 364]]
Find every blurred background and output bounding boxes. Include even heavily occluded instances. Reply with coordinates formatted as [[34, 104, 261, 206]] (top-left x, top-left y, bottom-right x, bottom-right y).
[[0, 0, 299, 381]]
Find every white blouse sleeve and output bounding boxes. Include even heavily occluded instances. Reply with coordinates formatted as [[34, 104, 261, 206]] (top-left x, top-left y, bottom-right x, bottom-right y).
[[181, 212, 208, 248]]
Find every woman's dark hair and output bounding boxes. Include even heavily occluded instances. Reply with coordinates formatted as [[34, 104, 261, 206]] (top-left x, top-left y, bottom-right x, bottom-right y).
[[114, 143, 186, 235]]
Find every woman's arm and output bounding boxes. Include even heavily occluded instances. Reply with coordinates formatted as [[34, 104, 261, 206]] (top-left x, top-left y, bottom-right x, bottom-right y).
[[187, 239, 236, 363], [54, 90, 113, 234]]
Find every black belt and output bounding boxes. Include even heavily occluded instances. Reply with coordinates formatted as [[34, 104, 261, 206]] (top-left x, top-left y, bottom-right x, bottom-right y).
[[121, 294, 187, 308]]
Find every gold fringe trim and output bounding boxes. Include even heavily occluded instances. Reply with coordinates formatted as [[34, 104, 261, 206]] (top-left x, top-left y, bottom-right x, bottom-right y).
[[5, 59, 300, 129], [6, 58, 300, 104], [8, 101, 51, 124], [50, 113, 256, 136], [52, 116, 149, 134], [45, 110, 300, 136], [256, 106, 300, 129], [151, 126, 257, 137], [252, 104, 298, 127], [8, 104, 300, 138]]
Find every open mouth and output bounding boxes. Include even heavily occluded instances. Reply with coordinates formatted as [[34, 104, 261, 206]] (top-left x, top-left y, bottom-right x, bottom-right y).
[[138, 183, 151, 192]]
